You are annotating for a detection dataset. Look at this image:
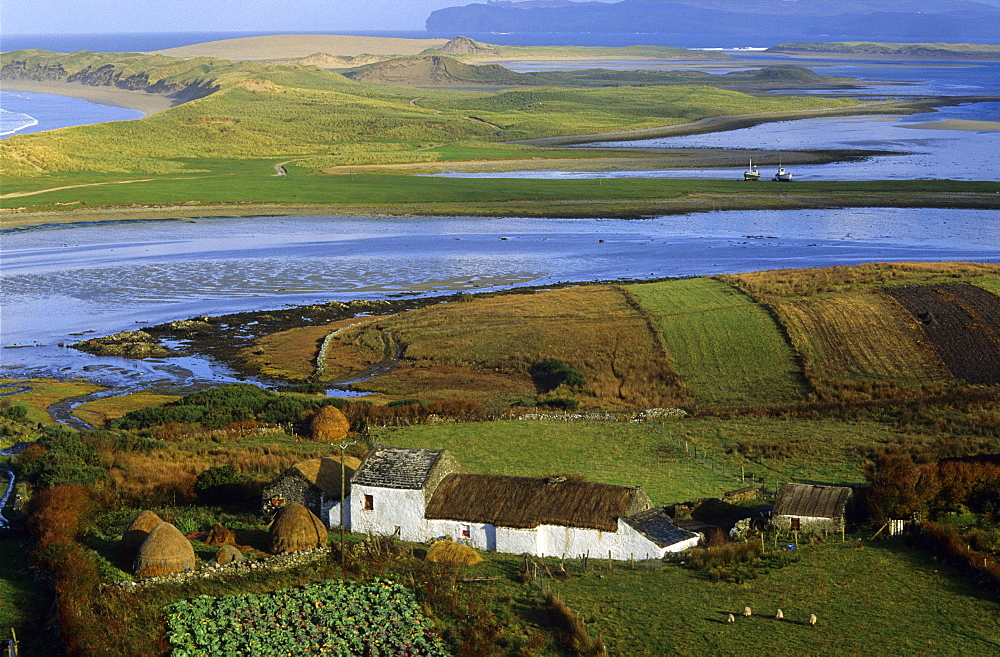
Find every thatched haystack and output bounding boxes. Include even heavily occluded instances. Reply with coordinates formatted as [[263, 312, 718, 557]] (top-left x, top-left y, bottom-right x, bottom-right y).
[[204, 523, 237, 546], [121, 510, 162, 564], [426, 540, 483, 566], [134, 522, 195, 578], [215, 544, 245, 565], [310, 405, 350, 443], [268, 502, 328, 554]]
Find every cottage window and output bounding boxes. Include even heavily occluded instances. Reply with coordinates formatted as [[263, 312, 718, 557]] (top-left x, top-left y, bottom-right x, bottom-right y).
[[461, 525, 471, 538], [790, 518, 801, 531], [363, 494, 374, 511]]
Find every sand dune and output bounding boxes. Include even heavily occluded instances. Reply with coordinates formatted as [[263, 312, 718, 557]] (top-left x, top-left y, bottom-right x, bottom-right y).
[[154, 34, 451, 60], [901, 119, 1000, 132]]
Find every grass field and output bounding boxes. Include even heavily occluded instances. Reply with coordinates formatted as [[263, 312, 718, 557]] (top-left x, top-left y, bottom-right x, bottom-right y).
[[370, 413, 905, 502], [0, 378, 103, 426], [550, 540, 1000, 656], [628, 279, 806, 407], [74, 392, 181, 428]]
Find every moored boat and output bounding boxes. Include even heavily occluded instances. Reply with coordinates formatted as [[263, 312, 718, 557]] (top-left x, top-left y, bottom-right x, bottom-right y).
[[774, 166, 793, 182], [743, 158, 760, 181]]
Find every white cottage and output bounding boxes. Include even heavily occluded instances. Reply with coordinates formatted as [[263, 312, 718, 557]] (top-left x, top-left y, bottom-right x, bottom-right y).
[[349, 446, 699, 560]]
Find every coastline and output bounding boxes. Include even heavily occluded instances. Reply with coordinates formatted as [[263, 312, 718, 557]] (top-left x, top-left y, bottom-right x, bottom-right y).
[[0, 80, 174, 116]]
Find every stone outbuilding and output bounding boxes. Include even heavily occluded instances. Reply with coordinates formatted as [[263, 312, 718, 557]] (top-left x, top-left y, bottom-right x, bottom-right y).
[[262, 455, 361, 527], [772, 483, 853, 535]]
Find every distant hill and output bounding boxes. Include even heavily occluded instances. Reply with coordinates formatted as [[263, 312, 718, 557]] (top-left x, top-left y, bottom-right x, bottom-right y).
[[426, 0, 1000, 41]]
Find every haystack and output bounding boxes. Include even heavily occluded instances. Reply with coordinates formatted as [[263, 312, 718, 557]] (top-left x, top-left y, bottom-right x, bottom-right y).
[[268, 502, 328, 554], [310, 405, 350, 443], [120, 510, 163, 564], [215, 544, 244, 565], [426, 540, 483, 566], [204, 523, 237, 546], [134, 522, 196, 578]]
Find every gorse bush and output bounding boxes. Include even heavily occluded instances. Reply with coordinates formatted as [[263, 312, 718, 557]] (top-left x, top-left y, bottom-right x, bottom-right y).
[[530, 359, 586, 392]]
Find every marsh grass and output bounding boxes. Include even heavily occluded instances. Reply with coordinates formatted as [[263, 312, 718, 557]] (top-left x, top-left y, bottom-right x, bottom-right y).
[[345, 285, 690, 410], [0, 378, 103, 426]]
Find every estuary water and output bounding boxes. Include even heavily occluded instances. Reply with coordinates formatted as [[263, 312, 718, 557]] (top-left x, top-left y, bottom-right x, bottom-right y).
[[2, 210, 998, 391], [0, 88, 144, 137]]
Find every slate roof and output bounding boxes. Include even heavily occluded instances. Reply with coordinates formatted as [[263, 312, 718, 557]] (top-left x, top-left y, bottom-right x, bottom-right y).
[[773, 483, 852, 519], [351, 447, 445, 490], [623, 508, 700, 548], [425, 473, 652, 532]]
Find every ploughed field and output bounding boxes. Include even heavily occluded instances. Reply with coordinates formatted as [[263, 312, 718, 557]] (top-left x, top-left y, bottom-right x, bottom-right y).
[[885, 284, 1000, 385]]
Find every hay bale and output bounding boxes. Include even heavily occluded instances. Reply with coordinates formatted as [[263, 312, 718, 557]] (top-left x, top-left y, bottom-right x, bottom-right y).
[[426, 540, 483, 566], [310, 405, 350, 443], [204, 523, 237, 546], [121, 510, 162, 564], [134, 522, 195, 578], [215, 544, 244, 565], [268, 502, 328, 554]]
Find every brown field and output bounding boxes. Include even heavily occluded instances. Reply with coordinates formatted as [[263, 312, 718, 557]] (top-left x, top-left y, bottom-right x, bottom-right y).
[[239, 318, 369, 381], [885, 284, 1000, 385], [773, 292, 951, 400], [328, 285, 691, 409], [724, 261, 1000, 300], [74, 393, 180, 428]]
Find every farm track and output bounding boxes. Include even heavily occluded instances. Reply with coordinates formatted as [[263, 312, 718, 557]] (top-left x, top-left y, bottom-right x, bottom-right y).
[[885, 284, 1000, 384]]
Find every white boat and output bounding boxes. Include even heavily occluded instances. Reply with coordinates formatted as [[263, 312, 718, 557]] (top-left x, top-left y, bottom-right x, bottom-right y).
[[743, 158, 760, 181], [774, 166, 793, 182]]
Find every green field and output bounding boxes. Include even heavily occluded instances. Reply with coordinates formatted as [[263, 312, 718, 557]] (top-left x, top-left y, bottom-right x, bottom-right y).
[[371, 415, 906, 504], [550, 540, 1000, 656], [629, 279, 806, 407]]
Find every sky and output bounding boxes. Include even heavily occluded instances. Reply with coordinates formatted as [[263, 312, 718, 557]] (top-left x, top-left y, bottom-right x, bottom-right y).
[[0, 0, 479, 35]]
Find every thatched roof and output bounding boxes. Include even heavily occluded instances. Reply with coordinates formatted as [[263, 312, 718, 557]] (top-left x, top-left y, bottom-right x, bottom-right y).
[[121, 510, 163, 562], [352, 446, 447, 490], [269, 502, 329, 554], [134, 522, 195, 578], [425, 474, 653, 532], [426, 540, 483, 566], [294, 456, 361, 496], [623, 508, 700, 548], [773, 483, 852, 519]]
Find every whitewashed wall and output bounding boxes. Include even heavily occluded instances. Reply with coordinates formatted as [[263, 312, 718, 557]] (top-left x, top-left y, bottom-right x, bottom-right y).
[[425, 517, 694, 561], [349, 484, 427, 542], [323, 495, 351, 529]]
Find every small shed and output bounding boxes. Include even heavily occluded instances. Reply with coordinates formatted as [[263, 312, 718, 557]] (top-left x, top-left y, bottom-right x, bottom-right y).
[[772, 483, 853, 535], [262, 455, 361, 527], [623, 507, 702, 554]]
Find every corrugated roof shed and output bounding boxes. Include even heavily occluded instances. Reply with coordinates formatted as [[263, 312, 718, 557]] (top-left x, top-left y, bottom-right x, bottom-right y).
[[425, 473, 652, 532], [623, 508, 700, 548], [773, 483, 852, 519], [352, 447, 445, 489]]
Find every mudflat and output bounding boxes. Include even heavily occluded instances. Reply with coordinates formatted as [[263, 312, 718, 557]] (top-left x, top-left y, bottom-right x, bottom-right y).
[[153, 34, 451, 60]]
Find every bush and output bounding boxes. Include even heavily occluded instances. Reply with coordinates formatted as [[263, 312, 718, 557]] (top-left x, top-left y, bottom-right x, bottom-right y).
[[0, 402, 28, 421], [194, 465, 250, 506], [530, 359, 586, 392], [539, 397, 580, 410]]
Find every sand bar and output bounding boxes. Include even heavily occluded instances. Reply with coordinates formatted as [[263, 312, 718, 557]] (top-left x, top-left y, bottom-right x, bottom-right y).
[[154, 34, 450, 60], [901, 119, 1000, 131], [1, 79, 174, 115]]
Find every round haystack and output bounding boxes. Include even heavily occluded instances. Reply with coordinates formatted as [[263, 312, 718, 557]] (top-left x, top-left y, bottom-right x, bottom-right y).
[[310, 405, 351, 443], [268, 502, 328, 554], [215, 544, 245, 565], [134, 522, 196, 578], [121, 510, 163, 564], [204, 523, 237, 547], [426, 540, 483, 566]]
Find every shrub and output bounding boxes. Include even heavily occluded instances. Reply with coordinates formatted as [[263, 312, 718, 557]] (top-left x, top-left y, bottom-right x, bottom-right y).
[[530, 359, 586, 392], [539, 397, 580, 410]]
